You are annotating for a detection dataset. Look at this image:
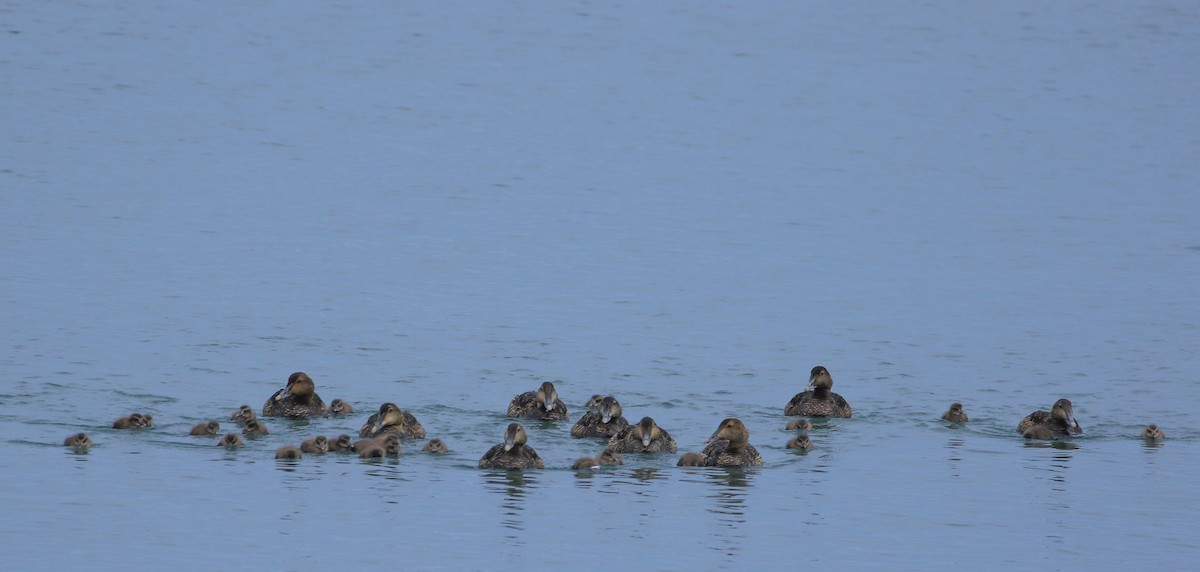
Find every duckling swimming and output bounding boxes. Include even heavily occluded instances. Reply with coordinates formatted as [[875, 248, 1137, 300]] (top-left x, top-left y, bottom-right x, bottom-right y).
[[113, 413, 152, 429], [786, 418, 813, 431], [353, 434, 402, 455], [508, 381, 569, 421], [784, 366, 852, 418], [190, 421, 220, 436], [607, 416, 677, 453], [1141, 424, 1166, 439], [330, 399, 354, 415], [230, 405, 256, 424], [942, 403, 969, 423], [300, 435, 329, 454], [359, 444, 386, 458], [242, 419, 269, 436], [1018, 398, 1082, 440], [275, 446, 303, 460], [478, 423, 544, 469], [63, 433, 93, 448], [327, 434, 354, 452], [263, 372, 329, 418], [217, 433, 245, 447], [676, 452, 705, 467], [571, 396, 630, 438], [786, 432, 814, 451], [422, 438, 449, 454], [701, 418, 764, 467], [358, 402, 426, 439]]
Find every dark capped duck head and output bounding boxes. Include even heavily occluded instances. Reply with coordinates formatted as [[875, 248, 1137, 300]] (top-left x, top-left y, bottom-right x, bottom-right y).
[[242, 419, 268, 436], [330, 399, 353, 415], [231, 405, 255, 422], [372, 403, 405, 434], [190, 421, 221, 436], [598, 448, 622, 466], [63, 433, 93, 447], [677, 452, 705, 466], [1051, 399, 1080, 432], [328, 434, 354, 451], [583, 394, 604, 409], [633, 417, 662, 448], [1141, 424, 1165, 439], [806, 366, 833, 393], [277, 372, 316, 402], [708, 418, 751, 450], [786, 418, 813, 431], [536, 382, 560, 413], [599, 396, 622, 424], [218, 433, 245, 447], [503, 423, 528, 452], [422, 438, 449, 454]]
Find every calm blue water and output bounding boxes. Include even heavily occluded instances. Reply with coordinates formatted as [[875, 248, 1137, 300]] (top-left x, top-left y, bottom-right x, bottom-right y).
[[3, 1, 1199, 570]]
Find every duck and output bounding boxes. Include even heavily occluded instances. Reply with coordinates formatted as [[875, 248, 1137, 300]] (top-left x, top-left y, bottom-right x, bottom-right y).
[[422, 439, 449, 454], [676, 452, 705, 466], [190, 421, 220, 436], [572, 448, 623, 469], [230, 405, 256, 424], [330, 399, 354, 415], [353, 434, 402, 455], [1141, 424, 1166, 439], [358, 402, 426, 439], [942, 403, 969, 423], [784, 366, 852, 418], [359, 444, 386, 458], [570, 396, 630, 438], [275, 446, 303, 460], [113, 413, 152, 429], [583, 395, 604, 409], [701, 418, 764, 467], [786, 432, 814, 451], [1018, 398, 1082, 440], [262, 372, 329, 418], [300, 436, 329, 454], [63, 433, 93, 448], [242, 419, 269, 436], [327, 434, 354, 452], [508, 381, 570, 421], [607, 416, 677, 453], [785, 418, 813, 431], [217, 433, 245, 447], [478, 423, 544, 469], [358, 440, 400, 458]]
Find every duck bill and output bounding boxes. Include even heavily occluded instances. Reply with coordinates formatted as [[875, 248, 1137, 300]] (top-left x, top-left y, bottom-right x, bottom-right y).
[[372, 417, 384, 434], [806, 372, 818, 391], [273, 387, 289, 401], [1067, 413, 1081, 434], [602, 412, 613, 424], [504, 433, 516, 452], [641, 434, 652, 448]]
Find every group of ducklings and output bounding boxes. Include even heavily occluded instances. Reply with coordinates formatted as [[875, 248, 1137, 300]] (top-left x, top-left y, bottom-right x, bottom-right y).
[[62, 367, 1169, 466]]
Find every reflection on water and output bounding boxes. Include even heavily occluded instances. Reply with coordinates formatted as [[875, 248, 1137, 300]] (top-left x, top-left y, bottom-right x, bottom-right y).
[[702, 468, 756, 558], [945, 436, 964, 477], [481, 470, 539, 540]]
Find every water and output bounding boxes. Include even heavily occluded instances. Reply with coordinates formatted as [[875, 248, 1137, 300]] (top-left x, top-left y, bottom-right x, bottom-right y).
[[3, 1, 1199, 569]]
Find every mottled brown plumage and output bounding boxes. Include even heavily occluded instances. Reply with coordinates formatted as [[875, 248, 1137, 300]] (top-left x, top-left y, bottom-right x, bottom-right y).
[[358, 402, 426, 439], [262, 372, 329, 418], [479, 423, 544, 469], [784, 366, 852, 418], [607, 416, 677, 453], [701, 418, 764, 467], [507, 381, 569, 421], [942, 403, 969, 423], [571, 396, 629, 438], [1018, 398, 1082, 440]]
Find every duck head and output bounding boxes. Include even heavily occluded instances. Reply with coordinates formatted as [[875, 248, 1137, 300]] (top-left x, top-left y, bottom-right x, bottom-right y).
[[372, 403, 404, 433], [708, 418, 750, 449], [504, 423, 527, 452], [536, 382, 559, 413], [599, 396, 622, 424], [277, 372, 316, 402], [806, 366, 833, 394], [634, 417, 660, 448], [1051, 399, 1080, 432]]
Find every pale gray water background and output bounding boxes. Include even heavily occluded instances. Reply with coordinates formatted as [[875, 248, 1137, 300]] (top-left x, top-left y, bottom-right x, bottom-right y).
[[3, 1, 1199, 570]]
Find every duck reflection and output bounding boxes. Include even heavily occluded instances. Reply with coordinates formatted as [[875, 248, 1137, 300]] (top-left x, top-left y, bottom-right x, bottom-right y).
[[480, 470, 539, 540], [702, 468, 754, 558]]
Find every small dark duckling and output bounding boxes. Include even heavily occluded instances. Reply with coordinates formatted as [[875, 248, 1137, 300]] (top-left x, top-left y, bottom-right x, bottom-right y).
[[217, 433, 245, 447], [942, 403, 969, 423], [300, 435, 329, 454], [242, 419, 269, 436], [583, 394, 604, 409], [358, 402, 426, 439], [63, 433, 93, 448], [113, 413, 152, 429], [262, 372, 329, 418], [507, 381, 570, 421], [677, 452, 705, 467], [330, 399, 354, 415], [786, 418, 813, 431], [275, 446, 303, 460], [786, 432, 814, 451], [1017, 398, 1082, 440], [573, 448, 624, 469], [353, 434, 402, 455], [571, 396, 630, 438], [359, 443, 396, 458], [478, 423, 544, 469], [701, 418, 764, 467], [189, 421, 221, 436], [1141, 424, 1166, 440], [607, 416, 677, 453], [422, 438, 449, 454], [784, 366, 852, 418], [327, 434, 354, 452], [230, 405, 256, 424]]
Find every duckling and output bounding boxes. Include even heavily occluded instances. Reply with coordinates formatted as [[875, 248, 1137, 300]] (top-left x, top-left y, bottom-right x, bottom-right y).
[[597, 448, 622, 466], [275, 446, 303, 460], [422, 438, 449, 454], [676, 452, 705, 467], [784, 366, 852, 418], [507, 381, 569, 422], [262, 372, 329, 418], [230, 405, 256, 424], [352, 434, 402, 455], [573, 447, 623, 469], [217, 433, 245, 447], [63, 433, 93, 448], [583, 394, 604, 409], [300, 435, 329, 454], [242, 419, 269, 436], [571, 396, 630, 438], [701, 418, 764, 467], [327, 434, 354, 452], [1017, 398, 1082, 440], [330, 399, 354, 415], [1141, 424, 1166, 440], [358, 444, 386, 458], [358, 402, 426, 439], [786, 432, 814, 451], [113, 413, 151, 429], [478, 423, 544, 469], [607, 416, 677, 453], [786, 418, 813, 431], [942, 403, 969, 423], [189, 421, 220, 436], [140, 414, 155, 428]]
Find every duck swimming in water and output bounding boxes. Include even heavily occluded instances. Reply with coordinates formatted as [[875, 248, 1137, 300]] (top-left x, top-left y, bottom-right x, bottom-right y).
[[786, 418, 812, 431], [1141, 424, 1166, 440], [217, 433, 245, 447], [508, 381, 569, 421], [358, 402, 426, 439], [1018, 398, 1082, 440], [63, 433, 93, 448], [330, 399, 354, 415], [784, 366, 852, 418], [242, 419, 269, 436], [263, 372, 329, 418], [275, 446, 302, 460], [479, 423, 544, 469], [571, 396, 630, 438], [786, 432, 814, 451], [676, 452, 705, 466], [942, 403, 969, 423], [231, 405, 256, 424], [701, 418, 764, 467], [190, 421, 220, 436], [327, 434, 354, 452], [300, 436, 329, 454], [571, 448, 622, 470], [422, 439, 449, 454], [608, 416, 677, 453], [113, 413, 152, 429]]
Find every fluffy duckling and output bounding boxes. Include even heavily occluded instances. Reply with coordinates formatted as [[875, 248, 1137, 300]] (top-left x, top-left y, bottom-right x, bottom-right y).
[[358, 402, 426, 439], [113, 413, 152, 429], [786, 418, 813, 431], [701, 418, 764, 467], [217, 433, 245, 447], [583, 395, 604, 409], [300, 435, 329, 454], [353, 434, 401, 455], [330, 399, 354, 415], [190, 421, 220, 436], [242, 419, 269, 437], [275, 446, 303, 460], [1018, 398, 1082, 440], [608, 416, 677, 453], [359, 444, 386, 458], [478, 423, 544, 469], [676, 452, 705, 467], [508, 381, 570, 422], [942, 403, 969, 423], [263, 372, 329, 418], [327, 434, 354, 452], [230, 405, 256, 424], [571, 396, 630, 438], [784, 366, 852, 418], [786, 432, 814, 451], [63, 433, 93, 448], [422, 438, 449, 454], [1141, 424, 1166, 440], [573, 447, 624, 469]]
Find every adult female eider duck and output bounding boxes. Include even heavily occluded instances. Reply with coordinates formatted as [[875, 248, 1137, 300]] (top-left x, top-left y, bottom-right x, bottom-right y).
[[63, 433, 93, 448], [941, 403, 969, 423], [479, 423, 544, 470], [784, 366, 852, 418], [571, 396, 630, 438], [190, 421, 221, 436], [701, 418, 764, 467], [1141, 424, 1166, 439], [507, 381, 569, 421], [262, 372, 329, 418], [607, 416, 677, 453], [358, 402, 426, 439], [1018, 398, 1082, 440]]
